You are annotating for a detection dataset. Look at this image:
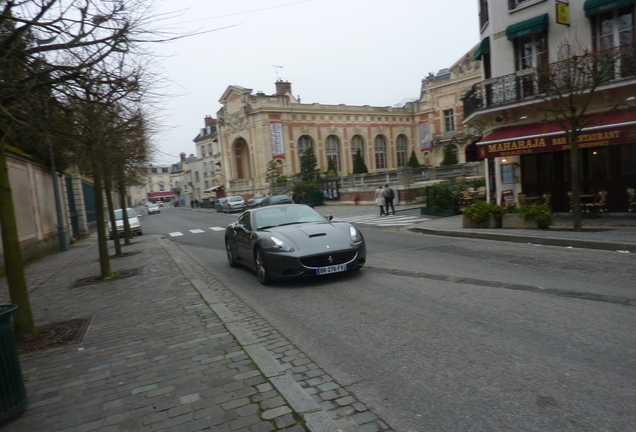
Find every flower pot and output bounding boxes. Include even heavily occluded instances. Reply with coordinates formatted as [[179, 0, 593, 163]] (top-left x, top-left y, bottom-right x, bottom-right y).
[[502, 213, 539, 229]]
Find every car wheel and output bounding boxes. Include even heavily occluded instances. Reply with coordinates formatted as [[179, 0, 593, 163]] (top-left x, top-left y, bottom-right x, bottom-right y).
[[254, 248, 271, 285], [226, 238, 237, 268], [138, 230, 143, 236]]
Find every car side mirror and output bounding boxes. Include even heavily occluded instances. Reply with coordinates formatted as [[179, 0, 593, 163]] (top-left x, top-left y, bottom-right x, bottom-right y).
[[325, 214, 333, 221]]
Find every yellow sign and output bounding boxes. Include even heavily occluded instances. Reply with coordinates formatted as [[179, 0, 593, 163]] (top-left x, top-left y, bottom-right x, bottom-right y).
[[556, 3, 569, 25]]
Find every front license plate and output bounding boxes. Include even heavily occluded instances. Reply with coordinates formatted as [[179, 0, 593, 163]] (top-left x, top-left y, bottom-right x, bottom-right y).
[[317, 264, 347, 275]]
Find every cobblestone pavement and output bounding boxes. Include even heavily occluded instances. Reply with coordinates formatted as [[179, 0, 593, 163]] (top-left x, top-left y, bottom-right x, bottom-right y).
[[0, 233, 393, 432]]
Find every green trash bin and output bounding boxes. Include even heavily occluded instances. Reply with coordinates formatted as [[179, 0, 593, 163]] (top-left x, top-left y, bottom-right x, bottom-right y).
[[0, 305, 28, 424]]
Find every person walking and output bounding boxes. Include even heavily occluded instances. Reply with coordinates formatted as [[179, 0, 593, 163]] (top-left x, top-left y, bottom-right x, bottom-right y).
[[384, 184, 395, 215], [375, 185, 387, 216]]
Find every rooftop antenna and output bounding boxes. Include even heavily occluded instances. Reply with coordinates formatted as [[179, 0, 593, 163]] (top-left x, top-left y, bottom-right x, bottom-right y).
[[272, 65, 283, 81]]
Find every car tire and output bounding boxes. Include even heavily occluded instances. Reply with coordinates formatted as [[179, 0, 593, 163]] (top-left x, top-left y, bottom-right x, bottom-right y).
[[138, 230, 143, 236], [254, 248, 271, 285], [226, 238, 237, 268]]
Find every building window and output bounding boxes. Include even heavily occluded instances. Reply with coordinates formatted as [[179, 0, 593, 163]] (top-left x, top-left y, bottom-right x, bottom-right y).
[[443, 109, 455, 132], [508, 0, 533, 10], [195, 171, 199, 182], [374, 135, 387, 170], [593, 6, 634, 50], [325, 135, 341, 173], [396, 135, 408, 167], [297, 135, 313, 156], [514, 31, 548, 97], [203, 162, 207, 173], [205, 181, 209, 189], [200, 145, 205, 157], [479, 0, 489, 28], [351, 135, 365, 164]]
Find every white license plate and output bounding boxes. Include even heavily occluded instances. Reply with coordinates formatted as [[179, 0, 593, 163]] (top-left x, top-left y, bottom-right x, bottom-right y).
[[316, 264, 347, 275]]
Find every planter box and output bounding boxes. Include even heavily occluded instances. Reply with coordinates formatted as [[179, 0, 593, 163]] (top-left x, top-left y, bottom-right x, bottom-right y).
[[421, 207, 461, 217], [502, 213, 538, 229], [462, 214, 501, 228]]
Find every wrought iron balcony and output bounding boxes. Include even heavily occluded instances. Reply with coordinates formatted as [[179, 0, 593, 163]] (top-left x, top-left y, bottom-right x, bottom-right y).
[[463, 43, 636, 118]]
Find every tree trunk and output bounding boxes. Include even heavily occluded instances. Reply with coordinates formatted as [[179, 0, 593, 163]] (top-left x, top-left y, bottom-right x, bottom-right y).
[[569, 130, 583, 232], [118, 179, 131, 245], [104, 176, 122, 256], [92, 155, 111, 278], [0, 144, 37, 341]]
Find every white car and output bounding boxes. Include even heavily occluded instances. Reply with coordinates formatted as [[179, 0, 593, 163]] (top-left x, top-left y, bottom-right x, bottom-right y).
[[108, 208, 142, 239], [223, 196, 246, 213], [146, 204, 161, 215]]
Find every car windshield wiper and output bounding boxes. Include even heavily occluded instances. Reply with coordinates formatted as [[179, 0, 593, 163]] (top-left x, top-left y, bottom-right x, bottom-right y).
[[257, 225, 278, 230]]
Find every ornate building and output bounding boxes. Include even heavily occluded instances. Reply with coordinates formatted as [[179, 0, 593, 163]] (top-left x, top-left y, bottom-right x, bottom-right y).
[[216, 50, 482, 198]]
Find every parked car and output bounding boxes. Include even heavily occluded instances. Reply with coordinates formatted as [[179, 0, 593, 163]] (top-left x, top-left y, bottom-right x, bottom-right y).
[[156, 200, 164, 207], [222, 196, 246, 213], [246, 197, 266, 209], [259, 194, 293, 207], [215, 197, 228, 212], [146, 204, 160, 215], [225, 204, 366, 285], [108, 208, 142, 239]]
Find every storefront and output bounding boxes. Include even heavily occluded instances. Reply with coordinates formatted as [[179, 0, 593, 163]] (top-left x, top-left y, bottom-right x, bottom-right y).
[[147, 191, 174, 203], [478, 110, 636, 212]]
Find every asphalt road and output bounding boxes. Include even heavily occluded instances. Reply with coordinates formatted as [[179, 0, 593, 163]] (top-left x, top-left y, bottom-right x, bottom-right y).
[[141, 207, 636, 432]]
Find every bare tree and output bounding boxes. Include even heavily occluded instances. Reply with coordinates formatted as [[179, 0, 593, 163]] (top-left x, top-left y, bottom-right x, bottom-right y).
[[535, 43, 634, 231]]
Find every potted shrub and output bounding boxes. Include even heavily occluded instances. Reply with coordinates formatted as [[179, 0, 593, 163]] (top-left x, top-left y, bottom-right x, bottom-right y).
[[502, 203, 553, 229], [462, 201, 505, 228]]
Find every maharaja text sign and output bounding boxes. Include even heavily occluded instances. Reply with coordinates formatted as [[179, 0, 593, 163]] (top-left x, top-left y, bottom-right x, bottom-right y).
[[478, 124, 636, 159]]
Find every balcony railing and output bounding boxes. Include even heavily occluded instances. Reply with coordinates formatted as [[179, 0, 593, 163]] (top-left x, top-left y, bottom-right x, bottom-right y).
[[463, 43, 636, 118]]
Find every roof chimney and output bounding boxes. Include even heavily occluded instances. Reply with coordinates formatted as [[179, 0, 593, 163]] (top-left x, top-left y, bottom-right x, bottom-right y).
[[180, 152, 186, 162], [204, 116, 216, 127], [275, 80, 292, 96]]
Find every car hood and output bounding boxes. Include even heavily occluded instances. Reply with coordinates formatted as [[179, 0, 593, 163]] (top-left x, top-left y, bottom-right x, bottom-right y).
[[267, 222, 351, 249]]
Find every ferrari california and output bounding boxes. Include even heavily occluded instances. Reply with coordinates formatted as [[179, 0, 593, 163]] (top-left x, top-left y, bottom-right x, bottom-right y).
[[225, 204, 366, 285]]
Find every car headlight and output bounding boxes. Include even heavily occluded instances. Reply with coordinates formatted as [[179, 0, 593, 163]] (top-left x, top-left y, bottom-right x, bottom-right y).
[[349, 226, 363, 243], [270, 236, 294, 252]]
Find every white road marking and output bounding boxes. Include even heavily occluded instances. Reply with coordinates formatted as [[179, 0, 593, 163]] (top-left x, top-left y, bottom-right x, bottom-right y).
[[169, 232, 183, 237], [189, 229, 205, 233], [209, 227, 225, 231]]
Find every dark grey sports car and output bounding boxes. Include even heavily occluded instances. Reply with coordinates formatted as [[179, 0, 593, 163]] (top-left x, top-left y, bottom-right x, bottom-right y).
[[225, 204, 366, 285]]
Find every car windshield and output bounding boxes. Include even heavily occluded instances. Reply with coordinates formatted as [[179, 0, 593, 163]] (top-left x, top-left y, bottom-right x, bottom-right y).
[[271, 195, 290, 203], [255, 205, 326, 229], [229, 197, 242, 202], [113, 209, 137, 220]]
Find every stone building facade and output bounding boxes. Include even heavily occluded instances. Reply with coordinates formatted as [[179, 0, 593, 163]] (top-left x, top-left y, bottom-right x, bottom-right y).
[[215, 50, 482, 198]]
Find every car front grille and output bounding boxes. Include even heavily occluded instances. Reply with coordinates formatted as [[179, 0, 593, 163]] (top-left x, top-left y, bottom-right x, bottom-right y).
[[300, 251, 357, 268]]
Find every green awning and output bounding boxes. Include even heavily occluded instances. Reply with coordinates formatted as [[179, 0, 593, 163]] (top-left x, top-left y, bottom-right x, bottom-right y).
[[506, 14, 549, 40], [584, 0, 635, 16], [473, 37, 490, 60]]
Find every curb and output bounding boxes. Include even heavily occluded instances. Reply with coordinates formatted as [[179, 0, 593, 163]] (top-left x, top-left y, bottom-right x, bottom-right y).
[[158, 236, 341, 432], [407, 226, 636, 253]]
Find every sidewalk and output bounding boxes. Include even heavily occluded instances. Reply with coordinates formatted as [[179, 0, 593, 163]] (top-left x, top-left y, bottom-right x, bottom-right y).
[[315, 203, 636, 253], [0, 235, 390, 432]]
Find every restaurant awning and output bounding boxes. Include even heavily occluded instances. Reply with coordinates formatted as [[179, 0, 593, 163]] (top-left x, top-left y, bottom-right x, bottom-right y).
[[584, 0, 635, 16], [204, 185, 224, 193], [147, 191, 174, 198], [473, 37, 490, 60], [477, 110, 636, 159], [506, 14, 549, 40]]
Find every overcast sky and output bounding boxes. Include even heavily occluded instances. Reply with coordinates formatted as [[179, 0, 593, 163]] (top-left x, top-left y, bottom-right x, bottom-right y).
[[150, 0, 480, 165]]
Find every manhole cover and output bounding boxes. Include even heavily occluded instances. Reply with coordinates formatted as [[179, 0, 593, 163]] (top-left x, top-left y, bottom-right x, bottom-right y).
[[70, 268, 142, 289], [18, 316, 93, 354]]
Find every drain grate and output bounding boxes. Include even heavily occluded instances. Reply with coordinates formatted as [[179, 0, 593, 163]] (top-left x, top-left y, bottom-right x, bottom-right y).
[[18, 316, 93, 354], [70, 268, 142, 289]]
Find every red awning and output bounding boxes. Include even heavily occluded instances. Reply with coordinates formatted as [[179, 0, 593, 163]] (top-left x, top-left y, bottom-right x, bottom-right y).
[[477, 110, 636, 158], [147, 191, 174, 198]]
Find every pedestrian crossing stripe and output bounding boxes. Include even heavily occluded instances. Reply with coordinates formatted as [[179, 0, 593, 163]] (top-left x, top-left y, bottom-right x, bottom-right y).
[[333, 215, 427, 226], [189, 229, 205, 233], [209, 227, 225, 231], [169, 232, 183, 237]]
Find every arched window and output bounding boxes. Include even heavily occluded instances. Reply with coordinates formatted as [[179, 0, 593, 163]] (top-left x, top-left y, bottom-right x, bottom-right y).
[[351, 135, 365, 164], [325, 135, 341, 173], [374, 135, 387, 170], [297, 135, 313, 156], [396, 135, 408, 167]]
